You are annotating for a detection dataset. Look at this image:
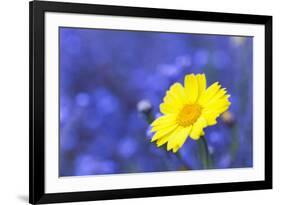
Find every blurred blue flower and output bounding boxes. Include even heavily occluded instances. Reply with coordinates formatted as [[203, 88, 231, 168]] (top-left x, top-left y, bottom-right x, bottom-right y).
[[75, 92, 90, 107], [92, 88, 121, 115], [146, 126, 153, 140], [212, 50, 230, 70], [118, 137, 138, 158], [194, 49, 209, 67], [218, 154, 231, 168], [137, 99, 152, 114], [175, 55, 192, 68], [157, 64, 180, 78], [209, 131, 222, 145], [75, 154, 118, 175]]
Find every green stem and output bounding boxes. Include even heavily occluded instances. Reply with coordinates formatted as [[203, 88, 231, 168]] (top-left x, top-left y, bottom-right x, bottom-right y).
[[230, 124, 239, 161], [145, 111, 154, 124], [198, 136, 213, 169]]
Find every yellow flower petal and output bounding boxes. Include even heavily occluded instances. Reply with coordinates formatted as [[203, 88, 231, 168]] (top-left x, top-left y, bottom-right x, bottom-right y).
[[160, 102, 181, 114], [163, 92, 182, 108], [151, 124, 178, 142], [151, 120, 176, 132], [196, 74, 206, 97], [207, 89, 227, 104], [201, 88, 230, 125], [184, 74, 198, 103], [167, 126, 192, 152], [190, 117, 207, 140], [201, 110, 219, 126], [164, 83, 187, 106], [204, 97, 231, 115], [156, 129, 176, 147], [151, 114, 177, 127], [198, 82, 221, 106]]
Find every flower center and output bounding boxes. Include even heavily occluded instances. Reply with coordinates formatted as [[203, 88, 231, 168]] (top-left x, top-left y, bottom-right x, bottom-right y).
[[177, 104, 201, 127]]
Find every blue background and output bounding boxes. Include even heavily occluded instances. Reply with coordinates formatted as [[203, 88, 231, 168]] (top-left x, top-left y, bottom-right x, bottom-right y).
[[59, 27, 253, 176]]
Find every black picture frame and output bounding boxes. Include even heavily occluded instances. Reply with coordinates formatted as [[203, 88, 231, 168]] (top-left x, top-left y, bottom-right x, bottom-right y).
[[29, 0, 272, 204]]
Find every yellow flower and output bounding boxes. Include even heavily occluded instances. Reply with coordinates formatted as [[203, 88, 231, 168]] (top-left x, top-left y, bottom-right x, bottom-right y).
[[150, 73, 230, 153]]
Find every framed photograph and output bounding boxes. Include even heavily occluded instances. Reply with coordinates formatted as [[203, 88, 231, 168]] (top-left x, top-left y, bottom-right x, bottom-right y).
[[29, 0, 272, 204]]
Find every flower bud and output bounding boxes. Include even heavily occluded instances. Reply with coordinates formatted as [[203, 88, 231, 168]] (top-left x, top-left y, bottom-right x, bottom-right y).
[[221, 111, 235, 126], [137, 99, 152, 114]]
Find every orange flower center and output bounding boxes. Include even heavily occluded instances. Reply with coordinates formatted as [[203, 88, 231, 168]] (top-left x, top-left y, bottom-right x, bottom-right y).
[[177, 104, 201, 127]]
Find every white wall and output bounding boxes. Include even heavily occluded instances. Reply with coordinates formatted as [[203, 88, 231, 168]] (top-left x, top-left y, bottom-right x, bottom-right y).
[[0, 0, 279, 204]]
